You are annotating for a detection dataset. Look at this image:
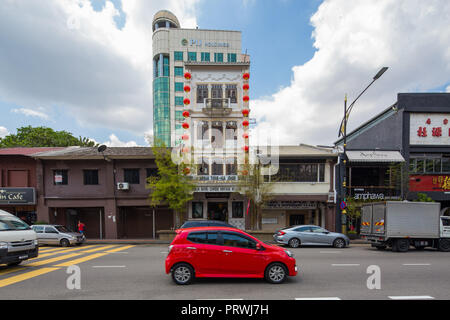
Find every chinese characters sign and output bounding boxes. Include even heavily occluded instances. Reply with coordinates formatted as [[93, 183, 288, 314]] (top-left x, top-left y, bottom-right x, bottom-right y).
[[409, 175, 450, 192], [410, 113, 450, 145]]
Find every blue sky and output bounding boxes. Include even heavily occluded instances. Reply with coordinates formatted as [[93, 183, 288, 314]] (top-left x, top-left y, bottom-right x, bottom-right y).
[[0, 0, 449, 146]]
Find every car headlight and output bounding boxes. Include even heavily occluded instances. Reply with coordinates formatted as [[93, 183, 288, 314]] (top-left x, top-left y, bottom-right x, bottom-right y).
[[34, 240, 39, 245], [0, 242, 8, 249], [285, 250, 293, 258]]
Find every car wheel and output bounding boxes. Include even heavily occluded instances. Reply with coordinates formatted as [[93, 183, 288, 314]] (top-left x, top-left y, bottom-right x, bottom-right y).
[[333, 238, 346, 248], [60, 239, 70, 247], [288, 238, 301, 248], [7, 261, 21, 267], [172, 263, 194, 285], [265, 263, 288, 284], [438, 239, 450, 252]]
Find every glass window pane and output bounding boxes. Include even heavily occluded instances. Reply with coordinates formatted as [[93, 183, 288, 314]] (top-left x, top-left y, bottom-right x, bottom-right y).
[[174, 51, 183, 61], [232, 202, 243, 218], [192, 202, 204, 219], [221, 233, 256, 249], [187, 232, 207, 244]]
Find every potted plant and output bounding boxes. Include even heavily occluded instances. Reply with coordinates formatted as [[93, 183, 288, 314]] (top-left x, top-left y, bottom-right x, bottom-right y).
[[347, 230, 359, 240]]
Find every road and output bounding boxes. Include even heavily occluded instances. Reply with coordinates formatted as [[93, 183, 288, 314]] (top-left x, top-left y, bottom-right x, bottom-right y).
[[1, 243, 449, 300]]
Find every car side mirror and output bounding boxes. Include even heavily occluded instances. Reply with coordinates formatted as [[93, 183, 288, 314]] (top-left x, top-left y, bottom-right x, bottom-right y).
[[256, 243, 262, 250]]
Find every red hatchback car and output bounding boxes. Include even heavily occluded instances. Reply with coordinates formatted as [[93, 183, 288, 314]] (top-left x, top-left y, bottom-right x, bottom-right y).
[[165, 227, 298, 285]]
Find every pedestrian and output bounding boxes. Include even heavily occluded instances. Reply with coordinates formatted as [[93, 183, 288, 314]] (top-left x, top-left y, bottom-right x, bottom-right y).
[[78, 220, 86, 236]]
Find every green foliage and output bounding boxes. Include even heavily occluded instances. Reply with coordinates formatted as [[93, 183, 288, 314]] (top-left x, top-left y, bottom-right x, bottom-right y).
[[414, 193, 434, 202], [146, 139, 195, 217], [0, 126, 97, 147]]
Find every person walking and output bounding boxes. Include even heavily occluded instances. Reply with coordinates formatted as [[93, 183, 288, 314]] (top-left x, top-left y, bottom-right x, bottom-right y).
[[77, 220, 86, 236]]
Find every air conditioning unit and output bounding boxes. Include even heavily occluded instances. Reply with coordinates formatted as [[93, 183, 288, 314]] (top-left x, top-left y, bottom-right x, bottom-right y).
[[117, 182, 129, 191]]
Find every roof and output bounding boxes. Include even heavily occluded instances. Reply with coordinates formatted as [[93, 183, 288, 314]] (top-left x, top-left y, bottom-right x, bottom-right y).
[[33, 147, 155, 160], [268, 145, 337, 158], [153, 10, 180, 28], [0, 147, 65, 156]]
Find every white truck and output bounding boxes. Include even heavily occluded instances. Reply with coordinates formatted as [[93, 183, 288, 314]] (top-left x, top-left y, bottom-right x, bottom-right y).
[[0, 210, 39, 266], [360, 201, 450, 252]]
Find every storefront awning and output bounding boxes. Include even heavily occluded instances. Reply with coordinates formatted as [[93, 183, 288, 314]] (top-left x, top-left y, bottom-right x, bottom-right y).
[[346, 150, 405, 163]]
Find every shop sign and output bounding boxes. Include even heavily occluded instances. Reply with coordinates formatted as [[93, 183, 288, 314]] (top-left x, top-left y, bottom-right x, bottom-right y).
[[0, 188, 36, 205], [410, 113, 450, 145], [409, 175, 450, 192], [195, 186, 237, 193], [262, 218, 278, 224], [195, 175, 238, 183], [264, 201, 317, 210]]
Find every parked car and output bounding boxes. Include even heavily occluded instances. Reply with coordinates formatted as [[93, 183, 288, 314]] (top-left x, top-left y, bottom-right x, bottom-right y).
[[274, 225, 350, 248], [0, 210, 39, 266], [31, 225, 85, 247], [179, 220, 237, 229], [165, 227, 298, 285]]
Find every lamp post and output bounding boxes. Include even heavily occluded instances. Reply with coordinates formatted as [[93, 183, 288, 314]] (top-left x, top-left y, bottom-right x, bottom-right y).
[[336, 67, 388, 234]]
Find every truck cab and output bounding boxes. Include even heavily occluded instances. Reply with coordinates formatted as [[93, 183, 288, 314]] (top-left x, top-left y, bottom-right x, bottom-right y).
[[440, 216, 450, 238], [0, 210, 39, 266]]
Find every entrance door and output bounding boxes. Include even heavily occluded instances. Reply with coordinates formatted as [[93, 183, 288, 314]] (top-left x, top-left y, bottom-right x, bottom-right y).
[[207, 202, 228, 222], [290, 214, 305, 226]]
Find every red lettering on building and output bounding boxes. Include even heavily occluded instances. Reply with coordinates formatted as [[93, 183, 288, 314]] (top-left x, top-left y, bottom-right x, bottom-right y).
[[417, 127, 427, 137], [432, 127, 442, 137]]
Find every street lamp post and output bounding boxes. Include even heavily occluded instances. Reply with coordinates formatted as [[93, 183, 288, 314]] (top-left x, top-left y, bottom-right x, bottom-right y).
[[336, 67, 388, 234]]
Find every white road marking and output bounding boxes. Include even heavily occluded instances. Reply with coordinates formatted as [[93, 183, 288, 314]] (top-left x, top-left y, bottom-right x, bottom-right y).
[[92, 265, 127, 268], [295, 297, 341, 300], [402, 263, 431, 266], [331, 264, 360, 267], [320, 251, 342, 254], [197, 299, 244, 300], [389, 296, 434, 300]]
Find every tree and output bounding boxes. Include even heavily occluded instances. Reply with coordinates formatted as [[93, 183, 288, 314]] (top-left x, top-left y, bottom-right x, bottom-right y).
[[0, 126, 97, 147], [146, 140, 195, 228], [236, 160, 274, 230]]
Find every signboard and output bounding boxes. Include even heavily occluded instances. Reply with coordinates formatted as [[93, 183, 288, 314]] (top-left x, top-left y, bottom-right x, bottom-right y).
[[0, 188, 36, 205], [262, 218, 278, 224], [410, 113, 450, 145], [409, 175, 450, 192], [195, 175, 238, 182], [263, 201, 317, 210], [195, 186, 236, 193]]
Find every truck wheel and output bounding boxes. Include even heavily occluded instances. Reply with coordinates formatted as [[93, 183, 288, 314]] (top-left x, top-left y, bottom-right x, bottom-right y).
[[394, 239, 410, 252], [438, 239, 450, 252]]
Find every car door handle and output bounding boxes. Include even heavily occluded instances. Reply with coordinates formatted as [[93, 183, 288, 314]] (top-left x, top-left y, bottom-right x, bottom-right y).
[[186, 247, 197, 250], [223, 250, 233, 253]]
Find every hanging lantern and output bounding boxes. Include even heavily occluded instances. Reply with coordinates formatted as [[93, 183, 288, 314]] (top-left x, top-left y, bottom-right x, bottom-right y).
[[242, 120, 249, 127], [242, 109, 250, 117], [243, 83, 250, 91], [183, 167, 191, 175], [184, 85, 191, 93], [182, 110, 190, 118], [184, 72, 192, 80], [243, 145, 249, 152], [182, 134, 189, 141], [182, 147, 190, 153], [242, 170, 249, 176], [243, 95, 250, 102], [182, 122, 190, 129], [183, 98, 190, 105], [444, 119, 448, 125], [243, 132, 249, 139], [243, 73, 250, 80]]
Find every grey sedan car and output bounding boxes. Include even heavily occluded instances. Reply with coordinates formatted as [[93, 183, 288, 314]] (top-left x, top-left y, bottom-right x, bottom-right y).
[[31, 225, 85, 247], [273, 225, 350, 248]]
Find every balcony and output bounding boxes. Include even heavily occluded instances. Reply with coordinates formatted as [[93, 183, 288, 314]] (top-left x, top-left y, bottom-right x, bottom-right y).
[[202, 98, 232, 116]]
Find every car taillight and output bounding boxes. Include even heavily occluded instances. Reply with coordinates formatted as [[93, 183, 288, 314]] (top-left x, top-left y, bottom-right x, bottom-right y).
[[278, 231, 286, 236]]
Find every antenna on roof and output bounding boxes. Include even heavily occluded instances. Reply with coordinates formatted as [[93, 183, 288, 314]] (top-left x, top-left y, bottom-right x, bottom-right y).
[[97, 145, 110, 162]]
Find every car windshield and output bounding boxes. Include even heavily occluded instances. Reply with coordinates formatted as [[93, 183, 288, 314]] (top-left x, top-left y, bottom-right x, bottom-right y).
[[0, 215, 31, 231], [55, 226, 71, 233]]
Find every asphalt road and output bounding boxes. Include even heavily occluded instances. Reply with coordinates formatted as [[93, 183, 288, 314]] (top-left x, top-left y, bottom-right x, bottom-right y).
[[1, 243, 449, 300]]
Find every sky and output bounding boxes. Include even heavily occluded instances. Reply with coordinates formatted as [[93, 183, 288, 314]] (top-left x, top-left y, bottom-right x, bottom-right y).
[[0, 0, 449, 147]]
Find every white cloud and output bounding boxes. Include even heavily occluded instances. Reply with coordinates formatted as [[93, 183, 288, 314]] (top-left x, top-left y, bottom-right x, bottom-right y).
[[11, 108, 49, 120], [252, 0, 450, 145], [102, 134, 139, 147], [446, 85, 450, 93], [0, 0, 200, 136], [0, 126, 9, 138]]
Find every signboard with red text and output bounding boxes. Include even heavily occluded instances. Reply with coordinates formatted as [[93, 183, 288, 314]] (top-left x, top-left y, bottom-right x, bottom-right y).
[[409, 175, 450, 192], [410, 113, 450, 145]]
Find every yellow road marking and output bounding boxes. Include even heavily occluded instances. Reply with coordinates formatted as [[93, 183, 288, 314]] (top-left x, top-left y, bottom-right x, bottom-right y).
[[26, 253, 82, 267], [105, 245, 135, 253], [31, 245, 101, 259], [0, 267, 60, 288], [0, 266, 26, 276], [81, 245, 117, 253], [37, 247, 65, 253], [54, 252, 109, 267]]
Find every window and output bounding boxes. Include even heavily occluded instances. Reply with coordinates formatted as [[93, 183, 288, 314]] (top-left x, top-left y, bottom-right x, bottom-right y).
[[221, 232, 256, 249], [197, 85, 208, 103], [201, 52, 210, 62], [53, 170, 68, 185], [188, 52, 197, 62], [174, 51, 183, 61], [187, 232, 207, 244], [124, 169, 140, 184], [197, 158, 209, 175], [214, 53, 223, 62], [32, 225, 44, 233], [226, 85, 237, 103], [175, 96, 184, 106], [174, 67, 184, 76], [270, 163, 324, 182], [211, 122, 223, 148], [294, 227, 311, 232], [211, 84, 223, 99], [410, 157, 450, 174], [310, 227, 327, 233], [232, 202, 244, 219], [205, 232, 218, 245], [175, 110, 184, 121], [175, 82, 184, 92], [45, 226, 58, 233], [192, 202, 204, 219], [0, 215, 30, 231], [442, 218, 450, 227], [83, 170, 99, 185], [212, 158, 224, 175], [226, 158, 237, 175], [227, 53, 237, 62]]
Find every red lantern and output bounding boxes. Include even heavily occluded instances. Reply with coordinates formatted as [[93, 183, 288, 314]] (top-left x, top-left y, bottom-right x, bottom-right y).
[[444, 119, 448, 125], [243, 133, 249, 139], [184, 85, 191, 92], [182, 134, 189, 141], [184, 72, 191, 80], [182, 122, 189, 129], [183, 98, 190, 105], [242, 170, 248, 176], [182, 111, 190, 118], [243, 145, 249, 152], [242, 109, 250, 117], [242, 120, 249, 127], [183, 167, 191, 175], [243, 73, 250, 80], [243, 83, 250, 91], [243, 95, 250, 102]]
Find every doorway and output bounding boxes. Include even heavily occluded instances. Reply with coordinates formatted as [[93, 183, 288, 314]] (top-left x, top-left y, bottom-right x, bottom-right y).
[[207, 202, 228, 221], [289, 214, 305, 226]]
